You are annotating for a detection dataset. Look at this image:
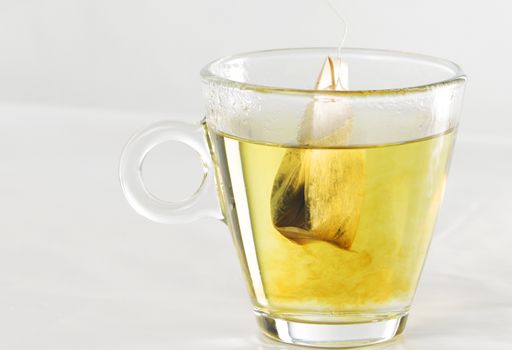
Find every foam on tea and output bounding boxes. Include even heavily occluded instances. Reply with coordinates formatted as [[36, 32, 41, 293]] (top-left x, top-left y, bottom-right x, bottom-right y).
[[270, 57, 365, 249]]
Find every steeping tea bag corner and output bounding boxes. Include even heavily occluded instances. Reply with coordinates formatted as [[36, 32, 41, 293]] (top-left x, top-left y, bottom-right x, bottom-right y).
[[270, 56, 365, 249]]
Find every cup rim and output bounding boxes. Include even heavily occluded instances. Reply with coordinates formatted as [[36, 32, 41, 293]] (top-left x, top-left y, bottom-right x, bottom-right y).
[[200, 47, 466, 96]]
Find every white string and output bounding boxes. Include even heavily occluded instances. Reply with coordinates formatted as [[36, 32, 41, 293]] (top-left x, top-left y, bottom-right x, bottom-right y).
[[326, 0, 349, 88], [326, 0, 348, 57]]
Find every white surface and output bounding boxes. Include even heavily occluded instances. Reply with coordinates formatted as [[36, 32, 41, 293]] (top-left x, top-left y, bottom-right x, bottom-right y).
[[0, 0, 511, 137], [0, 104, 510, 349], [0, 0, 511, 349]]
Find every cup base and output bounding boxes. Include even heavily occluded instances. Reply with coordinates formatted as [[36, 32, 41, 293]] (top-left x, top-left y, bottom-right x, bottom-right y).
[[255, 310, 408, 348]]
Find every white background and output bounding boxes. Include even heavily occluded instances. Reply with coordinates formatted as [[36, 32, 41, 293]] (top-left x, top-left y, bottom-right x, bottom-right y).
[[0, 1, 511, 349]]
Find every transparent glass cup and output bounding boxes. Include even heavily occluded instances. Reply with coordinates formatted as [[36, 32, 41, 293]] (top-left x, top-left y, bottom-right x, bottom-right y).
[[119, 48, 466, 348]]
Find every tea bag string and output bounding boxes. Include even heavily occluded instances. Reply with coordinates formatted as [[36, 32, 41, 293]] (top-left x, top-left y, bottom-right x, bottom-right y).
[[326, 0, 348, 89]]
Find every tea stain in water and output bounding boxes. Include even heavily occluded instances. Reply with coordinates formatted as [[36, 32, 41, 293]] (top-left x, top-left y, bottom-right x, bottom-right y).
[[208, 128, 455, 314]]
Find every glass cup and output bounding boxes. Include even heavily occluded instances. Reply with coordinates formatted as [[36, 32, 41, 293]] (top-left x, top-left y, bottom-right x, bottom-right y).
[[119, 48, 466, 348]]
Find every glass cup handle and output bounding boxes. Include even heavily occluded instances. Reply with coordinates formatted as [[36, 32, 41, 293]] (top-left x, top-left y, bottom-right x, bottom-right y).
[[119, 120, 222, 223]]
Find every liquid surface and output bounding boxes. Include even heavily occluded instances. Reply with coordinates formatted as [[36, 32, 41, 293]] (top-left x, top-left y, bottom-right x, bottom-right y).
[[207, 128, 455, 316]]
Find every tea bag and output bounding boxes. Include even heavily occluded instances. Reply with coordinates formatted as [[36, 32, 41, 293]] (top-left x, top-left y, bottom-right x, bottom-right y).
[[270, 57, 365, 249]]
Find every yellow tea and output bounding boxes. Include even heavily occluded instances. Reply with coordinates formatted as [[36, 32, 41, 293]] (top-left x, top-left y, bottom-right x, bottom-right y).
[[207, 127, 455, 320]]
